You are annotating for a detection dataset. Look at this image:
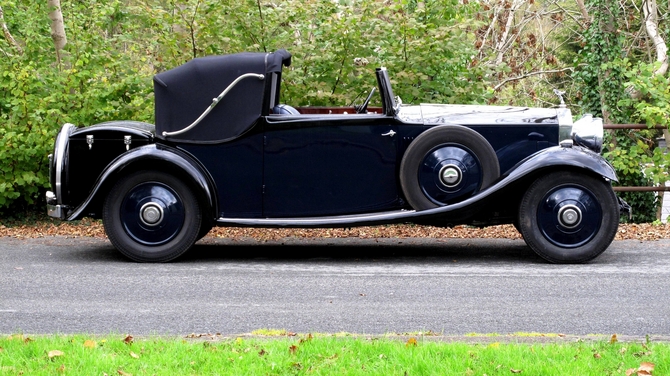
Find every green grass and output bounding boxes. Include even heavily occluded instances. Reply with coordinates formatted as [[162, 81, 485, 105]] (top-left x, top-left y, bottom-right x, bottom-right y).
[[1, 333, 667, 375]]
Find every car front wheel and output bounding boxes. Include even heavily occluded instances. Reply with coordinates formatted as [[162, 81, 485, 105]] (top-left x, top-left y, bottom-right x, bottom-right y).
[[518, 171, 619, 263], [103, 170, 201, 262]]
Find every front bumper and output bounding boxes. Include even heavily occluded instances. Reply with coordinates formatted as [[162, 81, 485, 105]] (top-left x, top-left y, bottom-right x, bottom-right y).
[[46, 191, 66, 219]]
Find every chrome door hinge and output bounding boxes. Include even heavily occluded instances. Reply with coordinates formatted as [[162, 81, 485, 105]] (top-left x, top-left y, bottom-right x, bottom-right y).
[[124, 135, 132, 150]]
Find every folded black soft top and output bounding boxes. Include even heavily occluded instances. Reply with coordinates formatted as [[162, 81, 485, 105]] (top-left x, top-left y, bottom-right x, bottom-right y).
[[153, 49, 291, 143]]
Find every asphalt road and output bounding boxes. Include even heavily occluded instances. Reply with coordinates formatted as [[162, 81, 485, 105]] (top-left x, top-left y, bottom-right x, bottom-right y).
[[1, 236, 669, 337]]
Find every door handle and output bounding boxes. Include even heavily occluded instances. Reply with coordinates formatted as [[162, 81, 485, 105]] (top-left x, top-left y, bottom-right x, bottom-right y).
[[381, 130, 396, 137]]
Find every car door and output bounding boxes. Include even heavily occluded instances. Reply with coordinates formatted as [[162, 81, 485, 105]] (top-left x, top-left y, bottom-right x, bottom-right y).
[[262, 115, 400, 217]]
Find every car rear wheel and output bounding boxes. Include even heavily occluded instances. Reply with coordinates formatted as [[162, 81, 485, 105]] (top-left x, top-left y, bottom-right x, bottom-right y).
[[399, 125, 500, 210], [103, 170, 201, 262], [518, 171, 619, 263]]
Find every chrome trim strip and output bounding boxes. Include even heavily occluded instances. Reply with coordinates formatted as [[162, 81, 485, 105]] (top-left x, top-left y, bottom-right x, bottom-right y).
[[162, 73, 265, 137], [55, 124, 76, 205]]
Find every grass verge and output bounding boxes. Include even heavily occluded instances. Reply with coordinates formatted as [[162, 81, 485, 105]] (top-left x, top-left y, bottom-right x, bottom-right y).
[[0, 333, 667, 375]]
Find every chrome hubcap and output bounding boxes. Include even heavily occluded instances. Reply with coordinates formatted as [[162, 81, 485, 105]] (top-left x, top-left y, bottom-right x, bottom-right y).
[[439, 164, 462, 187], [139, 202, 164, 226], [558, 204, 581, 228]]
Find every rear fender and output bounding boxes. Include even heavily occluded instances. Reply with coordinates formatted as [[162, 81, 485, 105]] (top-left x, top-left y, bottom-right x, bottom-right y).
[[67, 144, 217, 221]]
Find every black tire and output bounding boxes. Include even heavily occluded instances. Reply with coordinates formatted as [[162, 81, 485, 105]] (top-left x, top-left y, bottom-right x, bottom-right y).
[[518, 171, 619, 263], [103, 170, 202, 262], [399, 125, 500, 210]]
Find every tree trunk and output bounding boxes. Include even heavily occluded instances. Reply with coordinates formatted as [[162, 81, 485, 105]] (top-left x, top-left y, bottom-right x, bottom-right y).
[[47, 0, 67, 64], [642, 0, 668, 76]]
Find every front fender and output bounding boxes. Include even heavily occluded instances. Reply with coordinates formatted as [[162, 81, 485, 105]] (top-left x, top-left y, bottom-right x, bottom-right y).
[[67, 144, 217, 221], [503, 144, 617, 183]]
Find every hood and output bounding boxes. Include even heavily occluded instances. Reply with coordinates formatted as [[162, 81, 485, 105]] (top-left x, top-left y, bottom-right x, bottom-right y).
[[397, 103, 568, 126]]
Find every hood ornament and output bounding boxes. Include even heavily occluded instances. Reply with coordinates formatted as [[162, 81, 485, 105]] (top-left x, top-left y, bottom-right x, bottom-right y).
[[553, 89, 566, 108]]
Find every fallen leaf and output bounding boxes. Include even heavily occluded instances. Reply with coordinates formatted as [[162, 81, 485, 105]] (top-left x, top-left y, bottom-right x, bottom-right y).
[[289, 345, 298, 354], [510, 369, 522, 373], [406, 338, 418, 347], [593, 353, 601, 359], [610, 334, 618, 344], [117, 370, 132, 376], [639, 362, 655, 372], [258, 349, 267, 356], [129, 351, 139, 359], [299, 333, 313, 343], [83, 340, 96, 348], [123, 335, 134, 345], [48, 350, 64, 359]]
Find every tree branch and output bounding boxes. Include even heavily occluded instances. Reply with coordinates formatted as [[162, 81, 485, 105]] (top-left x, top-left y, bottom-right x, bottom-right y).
[[0, 6, 23, 55], [493, 67, 575, 91]]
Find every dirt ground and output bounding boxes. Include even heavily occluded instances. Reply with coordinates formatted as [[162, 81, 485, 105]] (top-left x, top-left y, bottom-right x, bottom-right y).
[[1, 219, 668, 241]]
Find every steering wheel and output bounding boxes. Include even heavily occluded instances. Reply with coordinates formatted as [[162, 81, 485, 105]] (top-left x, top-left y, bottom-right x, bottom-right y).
[[354, 87, 376, 114]]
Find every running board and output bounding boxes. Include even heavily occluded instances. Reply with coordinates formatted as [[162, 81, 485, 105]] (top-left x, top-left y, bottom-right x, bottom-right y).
[[215, 209, 417, 228]]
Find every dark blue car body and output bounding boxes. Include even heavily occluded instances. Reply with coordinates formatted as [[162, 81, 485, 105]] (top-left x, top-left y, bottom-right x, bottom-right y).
[[47, 49, 624, 263]]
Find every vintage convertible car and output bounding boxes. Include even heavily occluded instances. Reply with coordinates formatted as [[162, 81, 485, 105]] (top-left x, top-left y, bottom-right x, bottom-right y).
[[46, 49, 626, 263]]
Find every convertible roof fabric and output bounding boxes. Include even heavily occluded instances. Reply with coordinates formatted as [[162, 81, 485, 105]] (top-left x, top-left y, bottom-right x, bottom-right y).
[[154, 49, 291, 143]]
